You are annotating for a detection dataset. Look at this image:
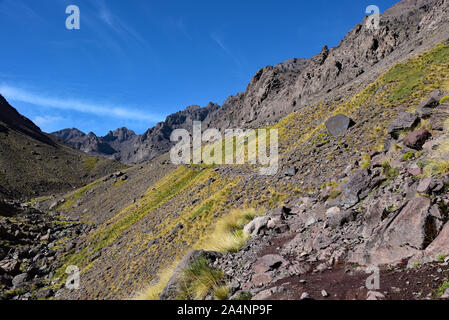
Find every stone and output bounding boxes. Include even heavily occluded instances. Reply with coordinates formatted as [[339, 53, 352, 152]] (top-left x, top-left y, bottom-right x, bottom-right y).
[[385, 196, 433, 250], [367, 291, 385, 300], [252, 288, 274, 300], [12, 273, 29, 287], [300, 292, 310, 300], [243, 216, 270, 237], [408, 167, 422, 176], [305, 217, 317, 228], [340, 169, 371, 209], [351, 196, 435, 266], [0, 259, 21, 275], [416, 92, 440, 118], [287, 262, 311, 276], [284, 167, 297, 177], [325, 114, 355, 136], [321, 290, 329, 297], [387, 112, 419, 138], [417, 178, 433, 194], [424, 221, 449, 261], [403, 129, 431, 150], [252, 273, 272, 287], [253, 254, 287, 274], [325, 207, 355, 228]]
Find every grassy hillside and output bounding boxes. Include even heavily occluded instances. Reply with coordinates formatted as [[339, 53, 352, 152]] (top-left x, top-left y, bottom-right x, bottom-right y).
[[51, 42, 449, 300], [0, 124, 124, 199]]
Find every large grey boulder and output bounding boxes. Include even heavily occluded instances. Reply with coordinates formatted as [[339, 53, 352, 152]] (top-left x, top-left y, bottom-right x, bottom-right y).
[[325, 114, 355, 136]]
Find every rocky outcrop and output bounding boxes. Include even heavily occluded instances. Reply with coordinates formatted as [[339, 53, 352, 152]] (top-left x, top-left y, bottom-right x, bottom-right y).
[[0, 201, 90, 300]]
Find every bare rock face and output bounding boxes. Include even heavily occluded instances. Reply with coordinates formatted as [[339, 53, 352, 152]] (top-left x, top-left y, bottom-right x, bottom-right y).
[[423, 221, 449, 261], [350, 196, 443, 266]]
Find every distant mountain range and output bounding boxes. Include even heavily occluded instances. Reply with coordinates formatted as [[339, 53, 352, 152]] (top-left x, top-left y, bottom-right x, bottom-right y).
[[52, 102, 220, 164]]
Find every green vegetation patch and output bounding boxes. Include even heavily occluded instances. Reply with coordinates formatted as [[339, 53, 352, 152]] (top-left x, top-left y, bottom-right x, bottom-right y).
[[83, 157, 100, 172], [57, 180, 102, 211], [177, 257, 228, 300], [440, 96, 449, 104]]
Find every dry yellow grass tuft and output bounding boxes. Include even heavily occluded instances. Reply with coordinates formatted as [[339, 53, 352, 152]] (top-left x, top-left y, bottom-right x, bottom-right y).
[[134, 264, 178, 300], [201, 208, 261, 253]]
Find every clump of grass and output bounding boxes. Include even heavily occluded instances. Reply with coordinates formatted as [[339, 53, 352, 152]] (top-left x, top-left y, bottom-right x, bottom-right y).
[[202, 208, 260, 253], [213, 285, 230, 300], [440, 96, 449, 104], [135, 266, 177, 300], [328, 189, 342, 200], [436, 281, 449, 298], [382, 161, 399, 180], [57, 180, 101, 211], [424, 159, 449, 176], [437, 254, 449, 262], [403, 152, 415, 162], [83, 157, 99, 172], [177, 257, 227, 300], [233, 291, 252, 300], [361, 154, 371, 169]]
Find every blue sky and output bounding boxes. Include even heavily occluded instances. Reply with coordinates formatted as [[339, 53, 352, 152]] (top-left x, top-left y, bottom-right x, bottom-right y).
[[0, 0, 398, 136]]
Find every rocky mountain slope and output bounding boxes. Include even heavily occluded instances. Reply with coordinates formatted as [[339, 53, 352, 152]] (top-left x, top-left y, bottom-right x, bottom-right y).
[[52, 0, 449, 166], [2, 0, 449, 301], [0, 95, 123, 200]]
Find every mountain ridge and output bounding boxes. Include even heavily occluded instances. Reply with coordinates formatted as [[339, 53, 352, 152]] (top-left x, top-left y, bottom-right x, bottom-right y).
[[51, 0, 449, 166]]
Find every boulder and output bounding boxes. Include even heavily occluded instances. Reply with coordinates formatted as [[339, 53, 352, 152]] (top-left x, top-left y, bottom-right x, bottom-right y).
[[403, 129, 431, 150], [12, 273, 29, 288], [243, 216, 270, 237], [416, 178, 433, 194], [416, 91, 441, 117], [387, 112, 419, 138], [325, 207, 355, 228], [423, 221, 449, 261], [253, 254, 287, 274], [350, 196, 438, 266], [325, 114, 355, 136], [340, 169, 371, 209], [284, 167, 297, 177]]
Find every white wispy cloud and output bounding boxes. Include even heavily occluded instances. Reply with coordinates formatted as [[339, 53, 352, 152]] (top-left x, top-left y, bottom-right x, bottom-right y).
[[96, 0, 149, 48], [210, 32, 241, 66], [32, 115, 63, 127], [0, 85, 163, 123]]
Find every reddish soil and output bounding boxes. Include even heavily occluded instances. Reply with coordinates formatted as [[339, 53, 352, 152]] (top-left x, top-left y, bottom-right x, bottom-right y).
[[267, 262, 449, 300]]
